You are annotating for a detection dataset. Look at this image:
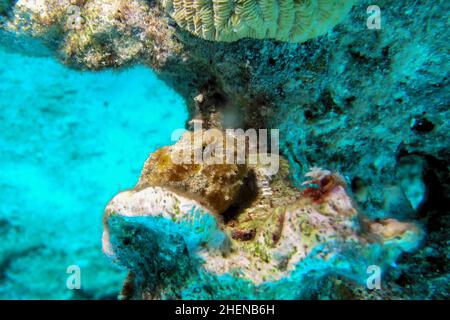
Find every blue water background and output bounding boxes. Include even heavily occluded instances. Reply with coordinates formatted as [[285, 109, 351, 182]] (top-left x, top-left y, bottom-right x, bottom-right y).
[[0, 47, 187, 299]]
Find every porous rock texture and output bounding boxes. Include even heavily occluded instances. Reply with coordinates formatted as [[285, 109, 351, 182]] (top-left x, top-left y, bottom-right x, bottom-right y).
[[1, 0, 448, 298], [103, 138, 423, 299]]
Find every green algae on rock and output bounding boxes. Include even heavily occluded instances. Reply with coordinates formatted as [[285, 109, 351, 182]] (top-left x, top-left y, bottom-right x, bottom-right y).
[[9, 0, 182, 69]]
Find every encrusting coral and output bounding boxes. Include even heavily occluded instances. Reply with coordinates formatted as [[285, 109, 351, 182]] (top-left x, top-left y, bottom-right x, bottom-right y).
[[102, 132, 423, 299], [2, 0, 358, 69], [8, 0, 183, 68], [162, 0, 356, 42], [6, 0, 356, 44]]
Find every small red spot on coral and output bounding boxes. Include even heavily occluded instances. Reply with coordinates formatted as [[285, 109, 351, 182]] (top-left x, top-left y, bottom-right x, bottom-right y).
[[302, 172, 346, 204], [302, 187, 326, 203], [231, 229, 256, 241]]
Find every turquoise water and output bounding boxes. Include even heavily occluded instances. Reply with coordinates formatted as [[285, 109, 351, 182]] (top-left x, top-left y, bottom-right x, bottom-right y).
[[0, 48, 187, 299]]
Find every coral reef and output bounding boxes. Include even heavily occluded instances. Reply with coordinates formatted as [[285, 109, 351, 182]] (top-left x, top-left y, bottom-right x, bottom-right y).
[[1, 0, 448, 299], [103, 142, 423, 299], [162, 0, 355, 42], [5, 0, 181, 69]]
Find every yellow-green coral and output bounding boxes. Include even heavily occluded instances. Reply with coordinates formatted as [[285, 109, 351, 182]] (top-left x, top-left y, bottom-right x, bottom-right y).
[[162, 0, 356, 42]]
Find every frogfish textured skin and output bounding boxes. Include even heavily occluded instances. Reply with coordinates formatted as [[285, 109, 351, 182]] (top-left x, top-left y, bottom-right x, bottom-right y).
[[162, 0, 356, 42]]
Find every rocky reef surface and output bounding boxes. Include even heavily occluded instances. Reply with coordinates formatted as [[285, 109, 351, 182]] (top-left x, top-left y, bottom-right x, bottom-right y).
[[1, 0, 448, 299], [103, 131, 423, 299]]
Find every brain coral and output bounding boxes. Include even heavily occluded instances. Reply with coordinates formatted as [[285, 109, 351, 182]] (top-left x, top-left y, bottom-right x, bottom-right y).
[[161, 0, 356, 42]]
